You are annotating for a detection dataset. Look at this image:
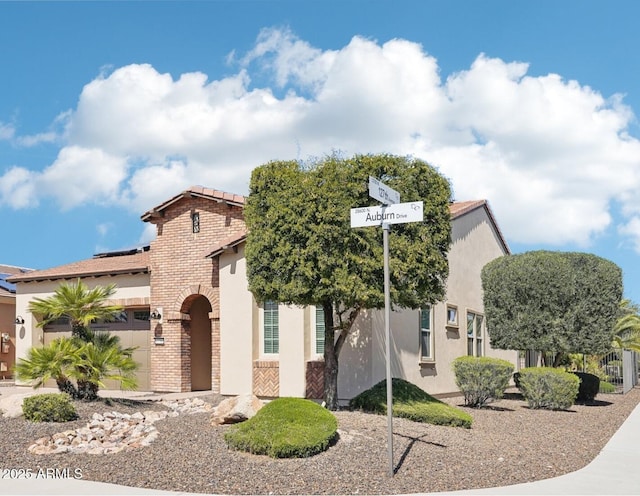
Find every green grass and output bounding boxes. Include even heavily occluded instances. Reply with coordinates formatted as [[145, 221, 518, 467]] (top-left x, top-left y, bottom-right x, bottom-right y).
[[349, 378, 472, 428], [224, 397, 338, 458]]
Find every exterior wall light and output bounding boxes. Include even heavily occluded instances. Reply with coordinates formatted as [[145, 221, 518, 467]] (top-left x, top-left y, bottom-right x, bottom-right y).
[[150, 309, 162, 320], [15, 316, 25, 325]]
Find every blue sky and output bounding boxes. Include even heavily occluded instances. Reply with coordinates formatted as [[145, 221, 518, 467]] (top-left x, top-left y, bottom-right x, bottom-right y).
[[1, 0, 640, 302]]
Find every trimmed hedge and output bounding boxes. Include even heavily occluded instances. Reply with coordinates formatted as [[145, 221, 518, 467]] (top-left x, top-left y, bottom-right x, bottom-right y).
[[518, 367, 580, 410], [349, 378, 472, 428], [224, 398, 337, 458], [22, 393, 78, 422], [452, 356, 514, 407], [599, 381, 617, 394], [573, 372, 600, 402]]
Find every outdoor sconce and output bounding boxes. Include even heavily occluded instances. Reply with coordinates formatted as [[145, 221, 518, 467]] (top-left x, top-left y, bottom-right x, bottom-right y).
[[15, 316, 24, 325], [153, 336, 165, 346], [150, 308, 163, 324]]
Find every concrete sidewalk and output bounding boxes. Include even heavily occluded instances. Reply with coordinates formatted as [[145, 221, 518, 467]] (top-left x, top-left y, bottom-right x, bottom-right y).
[[1, 386, 639, 495]]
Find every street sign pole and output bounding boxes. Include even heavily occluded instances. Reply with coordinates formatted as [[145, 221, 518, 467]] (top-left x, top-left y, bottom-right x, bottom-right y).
[[351, 177, 422, 478], [383, 221, 394, 477]]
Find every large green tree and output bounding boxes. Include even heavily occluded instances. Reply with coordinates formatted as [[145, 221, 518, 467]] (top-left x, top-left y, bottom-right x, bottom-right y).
[[482, 251, 623, 365], [245, 154, 452, 409]]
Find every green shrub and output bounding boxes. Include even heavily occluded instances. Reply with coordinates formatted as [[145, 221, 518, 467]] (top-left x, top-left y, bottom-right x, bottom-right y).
[[452, 356, 514, 407], [599, 381, 617, 394], [22, 393, 78, 422], [518, 367, 579, 410], [224, 398, 337, 458], [349, 378, 472, 428], [572, 372, 600, 402]]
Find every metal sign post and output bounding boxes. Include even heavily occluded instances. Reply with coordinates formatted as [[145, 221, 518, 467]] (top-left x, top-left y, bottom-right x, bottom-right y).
[[350, 178, 423, 477], [382, 221, 393, 477]]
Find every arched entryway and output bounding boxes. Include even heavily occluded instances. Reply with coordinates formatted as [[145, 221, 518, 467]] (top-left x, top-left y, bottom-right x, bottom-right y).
[[190, 295, 212, 391]]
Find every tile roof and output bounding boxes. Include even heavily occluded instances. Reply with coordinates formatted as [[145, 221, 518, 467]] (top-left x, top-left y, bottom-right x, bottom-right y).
[[204, 230, 248, 258], [141, 185, 245, 221], [7, 251, 150, 284]]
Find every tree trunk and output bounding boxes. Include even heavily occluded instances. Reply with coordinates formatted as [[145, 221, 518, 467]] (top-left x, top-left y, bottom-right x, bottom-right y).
[[323, 301, 339, 410], [72, 323, 90, 342], [56, 376, 79, 399], [322, 302, 361, 411]]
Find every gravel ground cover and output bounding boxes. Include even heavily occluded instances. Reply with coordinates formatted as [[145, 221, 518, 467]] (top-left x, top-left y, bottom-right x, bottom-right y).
[[0, 387, 639, 495]]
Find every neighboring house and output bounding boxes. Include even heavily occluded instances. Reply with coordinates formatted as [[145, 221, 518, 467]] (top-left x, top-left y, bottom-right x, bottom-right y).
[[10, 186, 517, 400], [0, 265, 32, 380]]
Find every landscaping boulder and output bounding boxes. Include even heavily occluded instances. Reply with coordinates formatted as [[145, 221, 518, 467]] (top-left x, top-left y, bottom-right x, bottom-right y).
[[211, 393, 264, 425]]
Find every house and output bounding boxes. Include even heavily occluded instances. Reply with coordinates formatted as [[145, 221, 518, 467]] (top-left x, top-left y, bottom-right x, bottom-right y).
[[10, 186, 517, 400], [0, 265, 32, 380]]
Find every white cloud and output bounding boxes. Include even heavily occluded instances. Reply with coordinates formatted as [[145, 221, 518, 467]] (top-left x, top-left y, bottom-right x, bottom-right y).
[[1, 28, 639, 252], [0, 166, 37, 208], [0, 122, 15, 141]]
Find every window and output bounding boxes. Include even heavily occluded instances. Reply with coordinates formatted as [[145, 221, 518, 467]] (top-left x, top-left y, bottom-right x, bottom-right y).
[[446, 304, 458, 327], [263, 301, 279, 354], [419, 306, 433, 361], [191, 212, 200, 233], [467, 311, 484, 357], [315, 306, 325, 355]]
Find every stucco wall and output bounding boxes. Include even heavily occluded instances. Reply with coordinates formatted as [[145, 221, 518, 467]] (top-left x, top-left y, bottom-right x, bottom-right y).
[[338, 206, 517, 399], [219, 245, 254, 395]]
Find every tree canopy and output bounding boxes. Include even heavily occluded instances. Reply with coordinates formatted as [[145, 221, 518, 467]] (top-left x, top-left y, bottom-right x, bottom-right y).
[[245, 153, 452, 408], [481, 250, 623, 361]]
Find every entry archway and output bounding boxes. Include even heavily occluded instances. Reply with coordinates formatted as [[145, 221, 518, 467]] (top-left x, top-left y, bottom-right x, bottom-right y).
[[189, 295, 212, 391]]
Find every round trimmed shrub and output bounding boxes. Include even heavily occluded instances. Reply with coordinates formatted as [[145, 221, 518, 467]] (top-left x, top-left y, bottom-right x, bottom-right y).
[[573, 372, 600, 402], [224, 398, 337, 458], [452, 356, 514, 407], [349, 378, 472, 428], [599, 381, 617, 394], [22, 393, 78, 422], [518, 367, 580, 410]]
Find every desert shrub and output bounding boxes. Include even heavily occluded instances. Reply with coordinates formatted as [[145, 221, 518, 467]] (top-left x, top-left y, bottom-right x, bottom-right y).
[[22, 393, 78, 422], [572, 372, 600, 402], [599, 381, 617, 394], [224, 398, 337, 458], [452, 356, 514, 407], [349, 378, 472, 428], [518, 367, 579, 410]]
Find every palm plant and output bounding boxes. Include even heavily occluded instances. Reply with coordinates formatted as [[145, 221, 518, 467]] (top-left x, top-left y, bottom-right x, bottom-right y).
[[20, 280, 139, 400], [28, 279, 123, 340], [612, 299, 640, 352], [14, 338, 83, 396], [75, 337, 138, 400]]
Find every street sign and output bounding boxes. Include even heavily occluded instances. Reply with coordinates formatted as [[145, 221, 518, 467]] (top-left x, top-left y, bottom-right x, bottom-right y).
[[368, 176, 400, 205], [350, 201, 423, 228]]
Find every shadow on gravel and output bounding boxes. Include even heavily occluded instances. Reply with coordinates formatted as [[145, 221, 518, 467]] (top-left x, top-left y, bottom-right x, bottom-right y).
[[394, 432, 447, 474], [577, 399, 613, 407]]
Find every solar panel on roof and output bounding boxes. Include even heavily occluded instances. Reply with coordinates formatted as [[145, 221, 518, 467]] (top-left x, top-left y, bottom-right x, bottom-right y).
[[0, 280, 16, 293]]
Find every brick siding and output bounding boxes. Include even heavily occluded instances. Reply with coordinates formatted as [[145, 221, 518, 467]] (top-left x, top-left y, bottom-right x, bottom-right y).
[[148, 196, 245, 392]]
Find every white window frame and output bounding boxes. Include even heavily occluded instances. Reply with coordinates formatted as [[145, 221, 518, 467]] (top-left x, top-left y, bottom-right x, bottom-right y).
[[419, 306, 434, 361], [261, 301, 279, 356], [466, 310, 485, 357], [446, 304, 459, 328], [311, 306, 325, 357]]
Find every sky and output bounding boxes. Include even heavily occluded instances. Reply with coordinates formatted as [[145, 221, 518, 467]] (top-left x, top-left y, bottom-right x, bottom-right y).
[[1, 0, 640, 302]]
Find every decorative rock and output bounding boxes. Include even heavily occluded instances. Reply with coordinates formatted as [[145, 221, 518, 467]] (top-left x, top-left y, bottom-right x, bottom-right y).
[[210, 393, 264, 425], [27, 397, 210, 456]]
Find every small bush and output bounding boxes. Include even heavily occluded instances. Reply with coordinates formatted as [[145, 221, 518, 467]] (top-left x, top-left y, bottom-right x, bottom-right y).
[[22, 393, 78, 422], [599, 381, 617, 394], [452, 356, 514, 407], [349, 378, 472, 428], [572, 372, 600, 402], [224, 398, 337, 458], [518, 367, 579, 410]]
